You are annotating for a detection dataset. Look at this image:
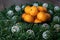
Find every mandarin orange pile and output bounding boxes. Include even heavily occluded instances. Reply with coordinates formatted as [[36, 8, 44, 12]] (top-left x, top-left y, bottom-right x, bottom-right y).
[[22, 6, 51, 23]]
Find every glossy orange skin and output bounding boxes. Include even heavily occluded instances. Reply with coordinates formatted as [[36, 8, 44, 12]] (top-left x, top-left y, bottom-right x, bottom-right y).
[[22, 13, 27, 19], [45, 13, 51, 20], [22, 6, 51, 23], [37, 12, 48, 22], [24, 14, 34, 23], [38, 6, 47, 12], [34, 18, 42, 23], [29, 6, 38, 16], [24, 6, 31, 14]]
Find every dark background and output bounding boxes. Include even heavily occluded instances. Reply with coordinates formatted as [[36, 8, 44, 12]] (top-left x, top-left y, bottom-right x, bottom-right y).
[[0, 0, 60, 11]]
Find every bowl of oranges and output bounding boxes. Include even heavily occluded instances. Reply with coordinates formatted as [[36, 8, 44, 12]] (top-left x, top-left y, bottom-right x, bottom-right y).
[[22, 5, 51, 23]]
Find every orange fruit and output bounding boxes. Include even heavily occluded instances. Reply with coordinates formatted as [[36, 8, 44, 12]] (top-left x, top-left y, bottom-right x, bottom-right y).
[[37, 12, 47, 22], [38, 6, 47, 12], [24, 14, 34, 23], [29, 6, 38, 16], [24, 6, 31, 14], [22, 13, 27, 19], [45, 13, 51, 20], [34, 19, 42, 23]]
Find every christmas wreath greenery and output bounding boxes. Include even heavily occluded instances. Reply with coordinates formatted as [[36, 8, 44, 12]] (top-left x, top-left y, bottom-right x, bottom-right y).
[[0, 2, 60, 40]]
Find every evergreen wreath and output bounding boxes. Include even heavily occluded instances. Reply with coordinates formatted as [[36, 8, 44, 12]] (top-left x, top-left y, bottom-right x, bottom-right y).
[[0, 2, 60, 40]]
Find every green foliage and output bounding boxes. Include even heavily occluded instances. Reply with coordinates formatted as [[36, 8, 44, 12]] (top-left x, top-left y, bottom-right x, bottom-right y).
[[0, 2, 60, 40]]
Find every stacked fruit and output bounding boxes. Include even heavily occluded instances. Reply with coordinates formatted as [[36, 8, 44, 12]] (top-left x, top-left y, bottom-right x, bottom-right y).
[[22, 6, 51, 23]]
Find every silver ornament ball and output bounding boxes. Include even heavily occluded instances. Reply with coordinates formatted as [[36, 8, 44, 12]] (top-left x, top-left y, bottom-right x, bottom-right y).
[[33, 3, 38, 6], [26, 29, 35, 36], [15, 5, 21, 12], [7, 10, 14, 16], [41, 23, 50, 29], [42, 3, 48, 8], [54, 24, 60, 32], [48, 10, 53, 14], [11, 25, 20, 33], [53, 16, 60, 23], [22, 5, 25, 9], [54, 6, 60, 11], [42, 30, 50, 39]]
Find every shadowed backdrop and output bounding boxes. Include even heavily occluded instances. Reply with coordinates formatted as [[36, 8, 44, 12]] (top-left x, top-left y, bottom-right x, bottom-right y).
[[0, 0, 60, 11]]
